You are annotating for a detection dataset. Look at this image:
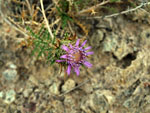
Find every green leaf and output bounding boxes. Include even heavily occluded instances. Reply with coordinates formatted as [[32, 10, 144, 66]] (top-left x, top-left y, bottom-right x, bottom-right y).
[[50, 59, 55, 65], [37, 45, 45, 58], [37, 24, 45, 36], [26, 26, 40, 39]]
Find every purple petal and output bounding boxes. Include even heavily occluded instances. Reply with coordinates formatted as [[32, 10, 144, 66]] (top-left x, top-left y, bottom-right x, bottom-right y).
[[80, 40, 87, 48], [83, 61, 92, 68], [84, 46, 91, 51], [67, 65, 72, 75], [60, 55, 67, 59], [86, 51, 94, 55], [74, 67, 80, 76], [75, 39, 80, 46], [56, 60, 65, 62], [61, 45, 69, 51], [69, 44, 73, 48]]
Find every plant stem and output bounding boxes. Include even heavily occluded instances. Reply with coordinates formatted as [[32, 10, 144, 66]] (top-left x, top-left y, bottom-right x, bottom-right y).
[[40, 0, 54, 39]]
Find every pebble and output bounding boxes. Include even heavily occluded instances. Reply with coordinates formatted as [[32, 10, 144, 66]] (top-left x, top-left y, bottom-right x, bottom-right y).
[[0, 91, 4, 98], [4, 89, 16, 104], [9, 63, 17, 69], [2, 69, 18, 81], [49, 80, 61, 95], [62, 79, 76, 92], [23, 88, 33, 98]]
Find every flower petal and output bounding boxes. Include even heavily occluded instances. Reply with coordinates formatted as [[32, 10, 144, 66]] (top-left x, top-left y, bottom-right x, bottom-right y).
[[84, 46, 91, 51], [86, 51, 94, 55], [83, 61, 92, 68], [67, 65, 72, 75], [60, 55, 67, 59], [56, 60, 65, 62], [61, 45, 69, 51], [74, 67, 80, 76], [80, 40, 87, 48], [69, 44, 73, 48], [75, 39, 80, 47]]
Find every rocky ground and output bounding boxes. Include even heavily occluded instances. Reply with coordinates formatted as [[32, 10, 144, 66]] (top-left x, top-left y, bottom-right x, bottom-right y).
[[1, 2, 150, 113]]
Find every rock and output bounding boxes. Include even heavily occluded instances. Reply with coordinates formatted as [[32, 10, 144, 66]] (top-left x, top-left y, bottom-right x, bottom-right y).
[[123, 98, 132, 108], [2, 69, 18, 81], [90, 30, 104, 48], [47, 100, 64, 113], [81, 90, 110, 113], [141, 28, 150, 39], [64, 95, 74, 106], [28, 75, 39, 86], [6, 62, 17, 69], [143, 103, 150, 113], [140, 28, 150, 46], [102, 33, 118, 52], [16, 87, 24, 94], [64, 95, 79, 113], [23, 88, 33, 98], [101, 90, 115, 105], [0, 91, 4, 98], [128, 9, 150, 24], [62, 79, 76, 92], [122, 90, 150, 112], [44, 79, 52, 86], [102, 33, 136, 60], [4, 89, 16, 104], [132, 85, 142, 95], [49, 80, 61, 95]]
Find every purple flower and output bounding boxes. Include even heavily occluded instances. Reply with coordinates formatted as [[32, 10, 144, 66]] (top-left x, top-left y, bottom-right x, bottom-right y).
[[56, 39, 93, 76]]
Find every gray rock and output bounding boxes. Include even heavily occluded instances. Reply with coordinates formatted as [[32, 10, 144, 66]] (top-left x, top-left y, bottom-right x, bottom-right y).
[[4, 89, 16, 104], [102, 33, 136, 60], [2, 69, 18, 81], [123, 98, 132, 108], [102, 33, 118, 52]]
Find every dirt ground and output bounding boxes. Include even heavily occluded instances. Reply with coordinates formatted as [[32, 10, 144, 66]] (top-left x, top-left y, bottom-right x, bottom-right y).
[[1, 1, 150, 113]]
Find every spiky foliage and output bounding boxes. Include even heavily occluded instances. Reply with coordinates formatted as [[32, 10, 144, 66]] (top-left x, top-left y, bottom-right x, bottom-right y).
[[26, 25, 63, 65]]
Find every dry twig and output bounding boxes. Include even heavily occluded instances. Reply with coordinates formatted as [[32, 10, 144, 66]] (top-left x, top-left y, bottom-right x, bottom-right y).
[[87, 2, 150, 19], [0, 0, 28, 37], [50, 18, 61, 28], [67, 21, 74, 34], [40, 0, 54, 39], [55, 22, 61, 35], [77, 0, 109, 15], [25, 0, 32, 16]]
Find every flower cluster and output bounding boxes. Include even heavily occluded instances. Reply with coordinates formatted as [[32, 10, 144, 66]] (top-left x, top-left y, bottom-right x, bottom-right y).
[[56, 39, 93, 76]]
